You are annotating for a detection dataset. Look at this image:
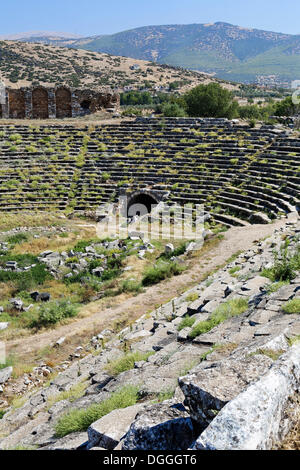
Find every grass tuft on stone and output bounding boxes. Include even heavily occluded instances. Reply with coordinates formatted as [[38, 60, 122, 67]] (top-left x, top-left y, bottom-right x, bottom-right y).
[[177, 315, 197, 331], [105, 351, 154, 376], [189, 297, 249, 339], [54, 385, 140, 438], [282, 299, 300, 315]]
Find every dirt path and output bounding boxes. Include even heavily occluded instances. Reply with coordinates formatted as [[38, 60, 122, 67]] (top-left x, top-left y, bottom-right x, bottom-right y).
[[6, 214, 297, 358]]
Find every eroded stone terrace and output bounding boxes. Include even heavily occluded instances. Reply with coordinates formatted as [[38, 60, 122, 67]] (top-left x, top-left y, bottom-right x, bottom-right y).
[[0, 218, 299, 450], [0, 117, 299, 227]]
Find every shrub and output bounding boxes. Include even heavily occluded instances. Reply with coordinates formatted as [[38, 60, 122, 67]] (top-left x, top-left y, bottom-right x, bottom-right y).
[[0, 261, 52, 292], [55, 385, 140, 437], [142, 261, 186, 286], [31, 300, 79, 328], [105, 351, 154, 376], [189, 298, 249, 339], [159, 102, 187, 117], [121, 107, 142, 117], [261, 240, 300, 282], [9, 133, 22, 142], [282, 299, 300, 315], [120, 279, 143, 294], [5, 233, 29, 246], [184, 83, 239, 119]]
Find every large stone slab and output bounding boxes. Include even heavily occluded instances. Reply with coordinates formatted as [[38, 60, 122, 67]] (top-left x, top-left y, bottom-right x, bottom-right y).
[[122, 402, 195, 450], [193, 343, 300, 450], [43, 432, 88, 450], [179, 355, 272, 426]]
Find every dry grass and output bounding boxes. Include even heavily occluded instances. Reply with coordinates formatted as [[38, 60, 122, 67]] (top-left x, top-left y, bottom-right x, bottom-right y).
[[0, 281, 15, 298], [13, 226, 97, 255], [0, 212, 66, 232]]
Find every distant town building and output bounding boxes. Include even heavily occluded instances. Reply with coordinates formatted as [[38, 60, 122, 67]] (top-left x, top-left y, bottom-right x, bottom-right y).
[[255, 75, 291, 89]]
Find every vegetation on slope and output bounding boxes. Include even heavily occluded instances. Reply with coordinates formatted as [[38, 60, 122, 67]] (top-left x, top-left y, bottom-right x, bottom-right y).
[[37, 22, 300, 83], [0, 40, 213, 92]]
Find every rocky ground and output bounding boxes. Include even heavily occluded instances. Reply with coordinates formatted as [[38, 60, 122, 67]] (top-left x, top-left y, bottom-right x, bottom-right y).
[[0, 216, 299, 450]]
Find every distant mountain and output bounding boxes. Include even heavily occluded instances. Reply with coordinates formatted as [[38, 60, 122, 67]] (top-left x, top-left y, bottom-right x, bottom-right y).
[[0, 31, 82, 40], [22, 22, 300, 84]]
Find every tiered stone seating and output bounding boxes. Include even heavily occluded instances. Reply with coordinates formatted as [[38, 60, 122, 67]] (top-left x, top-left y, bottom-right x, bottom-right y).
[[0, 118, 298, 226]]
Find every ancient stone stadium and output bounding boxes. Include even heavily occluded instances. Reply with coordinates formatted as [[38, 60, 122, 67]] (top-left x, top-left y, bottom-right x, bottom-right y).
[[0, 115, 299, 451], [0, 117, 298, 224]]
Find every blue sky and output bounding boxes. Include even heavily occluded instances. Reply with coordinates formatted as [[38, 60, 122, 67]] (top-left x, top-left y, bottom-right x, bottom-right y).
[[0, 0, 300, 36]]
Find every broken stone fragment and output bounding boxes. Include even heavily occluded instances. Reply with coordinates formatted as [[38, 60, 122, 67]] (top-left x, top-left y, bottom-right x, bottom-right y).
[[87, 403, 144, 450], [10, 298, 23, 311], [122, 402, 196, 451], [5, 261, 18, 270], [0, 366, 13, 385], [165, 243, 174, 255], [55, 337, 66, 347]]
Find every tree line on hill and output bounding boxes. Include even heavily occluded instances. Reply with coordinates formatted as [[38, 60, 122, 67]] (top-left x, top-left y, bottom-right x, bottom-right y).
[[120, 83, 300, 124]]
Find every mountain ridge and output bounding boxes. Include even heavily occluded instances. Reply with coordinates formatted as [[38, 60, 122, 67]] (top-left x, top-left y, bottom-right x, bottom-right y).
[[15, 22, 300, 84]]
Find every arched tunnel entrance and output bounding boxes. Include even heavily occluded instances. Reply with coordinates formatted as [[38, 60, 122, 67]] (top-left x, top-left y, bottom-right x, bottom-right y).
[[127, 192, 159, 219]]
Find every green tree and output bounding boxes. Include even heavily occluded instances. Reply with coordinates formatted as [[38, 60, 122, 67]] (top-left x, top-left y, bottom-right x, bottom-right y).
[[184, 83, 239, 118], [120, 91, 153, 106], [159, 102, 187, 117], [274, 96, 300, 117]]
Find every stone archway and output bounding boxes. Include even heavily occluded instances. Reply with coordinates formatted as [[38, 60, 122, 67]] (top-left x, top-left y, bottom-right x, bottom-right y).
[[32, 88, 49, 119], [126, 191, 159, 219], [55, 87, 72, 118], [8, 90, 25, 119]]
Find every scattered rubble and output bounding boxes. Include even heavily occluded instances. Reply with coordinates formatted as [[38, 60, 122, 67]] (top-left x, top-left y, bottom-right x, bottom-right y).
[[0, 217, 299, 450]]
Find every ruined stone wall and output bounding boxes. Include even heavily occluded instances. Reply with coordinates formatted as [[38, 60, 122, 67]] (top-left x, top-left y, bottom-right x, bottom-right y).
[[32, 88, 49, 119], [0, 86, 120, 119], [8, 89, 26, 119]]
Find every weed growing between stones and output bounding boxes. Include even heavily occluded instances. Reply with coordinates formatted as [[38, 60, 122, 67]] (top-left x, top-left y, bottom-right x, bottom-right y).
[[265, 280, 290, 294], [177, 315, 197, 331], [47, 381, 89, 409], [282, 299, 300, 315], [189, 297, 249, 339], [104, 351, 155, 376], [55, 385, 140, 437], [262, 239, 300, 282]]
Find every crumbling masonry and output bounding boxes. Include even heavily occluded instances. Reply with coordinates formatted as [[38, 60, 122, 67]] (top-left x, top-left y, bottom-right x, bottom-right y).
[[0, 86, 120, 119]]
